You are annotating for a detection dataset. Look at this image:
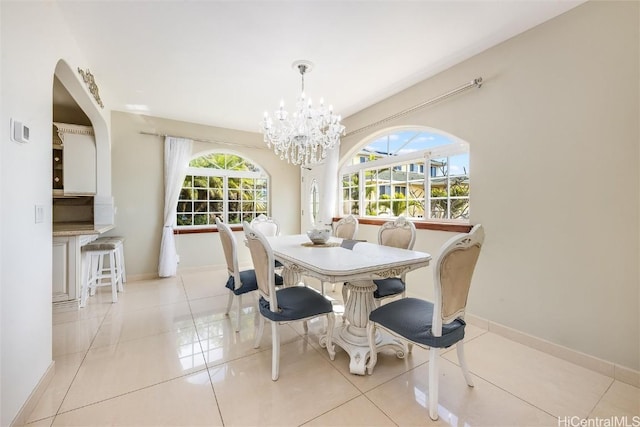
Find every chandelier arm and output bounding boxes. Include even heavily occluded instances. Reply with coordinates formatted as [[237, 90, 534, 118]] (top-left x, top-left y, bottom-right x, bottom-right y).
[[260, 60, 345, 166]]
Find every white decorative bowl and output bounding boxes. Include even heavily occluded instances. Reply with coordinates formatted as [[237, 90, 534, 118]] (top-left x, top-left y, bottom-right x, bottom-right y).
[[306, 228, 331, 245]]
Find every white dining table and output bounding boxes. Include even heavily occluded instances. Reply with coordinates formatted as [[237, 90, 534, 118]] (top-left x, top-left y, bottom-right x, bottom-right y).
[[265, 234, 432, 375]]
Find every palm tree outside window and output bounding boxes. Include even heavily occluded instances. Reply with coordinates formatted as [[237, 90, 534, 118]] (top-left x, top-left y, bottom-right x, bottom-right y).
[[177, 152, 269, 227]]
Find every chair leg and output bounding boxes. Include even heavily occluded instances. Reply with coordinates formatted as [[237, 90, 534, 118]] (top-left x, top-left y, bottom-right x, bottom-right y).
[[225, 292, 234, 315], [115, 246, 124, 292], [91, 254, 102, 296], [271, 321, 280, 381], [457, 341, 475, 387], [428, 347, 439, 420], [79, 251, 90, 308], [366, 322, 377, 374], [254, 315, 265, 349], [118, 245, 127, 283], [109, 251, 118, 303], [235, 294, 242, 332]]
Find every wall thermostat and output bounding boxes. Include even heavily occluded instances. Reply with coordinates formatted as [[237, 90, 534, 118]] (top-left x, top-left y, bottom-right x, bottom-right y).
[[10, 119, 30, 144]]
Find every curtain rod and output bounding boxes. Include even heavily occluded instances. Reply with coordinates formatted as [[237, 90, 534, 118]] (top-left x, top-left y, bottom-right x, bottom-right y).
[[141, 77, 482, 145], [344, 77, 483, 138], [139, 131, 269, 150]]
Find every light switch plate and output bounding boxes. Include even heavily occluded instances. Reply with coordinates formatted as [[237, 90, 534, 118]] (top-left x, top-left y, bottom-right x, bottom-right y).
[[35, 205, 44, 223], [10, 118, 30, 144]]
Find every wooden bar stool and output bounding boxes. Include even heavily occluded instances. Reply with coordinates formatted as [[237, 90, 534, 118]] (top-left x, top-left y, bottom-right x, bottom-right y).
[[80, 237, 125, 307]]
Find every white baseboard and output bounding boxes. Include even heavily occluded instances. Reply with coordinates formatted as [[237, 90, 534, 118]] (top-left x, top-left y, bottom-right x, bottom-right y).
[[10, 360, 55, 427], [465, 313, 639, 388]]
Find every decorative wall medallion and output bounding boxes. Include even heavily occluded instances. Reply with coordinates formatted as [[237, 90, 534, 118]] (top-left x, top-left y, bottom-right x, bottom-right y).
[[77, 68, 104, 108]]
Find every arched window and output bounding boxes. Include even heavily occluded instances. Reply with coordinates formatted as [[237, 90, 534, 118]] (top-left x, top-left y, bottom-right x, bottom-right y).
[[177, 152, 269, 227], [340, 128, 469, 221]]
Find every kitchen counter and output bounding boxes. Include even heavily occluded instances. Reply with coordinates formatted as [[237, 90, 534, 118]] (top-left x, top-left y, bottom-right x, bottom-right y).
[[53, 223, 114, 237], [52, 223, 115, 305]]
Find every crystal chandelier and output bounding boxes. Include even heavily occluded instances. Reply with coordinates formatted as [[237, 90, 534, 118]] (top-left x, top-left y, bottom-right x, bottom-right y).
[[261, 60, 345, 166]]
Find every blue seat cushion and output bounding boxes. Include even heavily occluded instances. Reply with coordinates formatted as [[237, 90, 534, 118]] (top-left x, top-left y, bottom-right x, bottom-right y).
[[226, 270, 283, 295], [373, 277, 405, 299], [369, 297, 465, 348], [259, 286, 333, 322]]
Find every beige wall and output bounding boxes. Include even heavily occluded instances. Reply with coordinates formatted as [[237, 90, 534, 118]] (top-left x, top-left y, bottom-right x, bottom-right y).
[[2, 1, 635, 424], [0, 2, 111, 424], [341, 1, 639, 370], [110, 1, 638, 371], [108, 112, 301, 278]]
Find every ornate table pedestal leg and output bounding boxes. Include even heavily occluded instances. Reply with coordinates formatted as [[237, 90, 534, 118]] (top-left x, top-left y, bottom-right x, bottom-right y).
[[281, 263, 304, 287], [329, 280, 405, 375]]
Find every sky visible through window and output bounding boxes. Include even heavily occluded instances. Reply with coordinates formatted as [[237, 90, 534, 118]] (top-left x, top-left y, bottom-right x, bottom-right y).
[[364, 130, 469, 175]]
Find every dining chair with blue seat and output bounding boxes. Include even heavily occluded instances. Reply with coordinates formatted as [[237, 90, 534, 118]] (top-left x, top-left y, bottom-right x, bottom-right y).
[[324, 214, 359, 296], [215, 217, 283, 332], [243, 221, 336, 381], [366, 224, 485, 421], [372, 216, 416, 306], [341, 216, 415, 307], [249, 214, 283, 270]]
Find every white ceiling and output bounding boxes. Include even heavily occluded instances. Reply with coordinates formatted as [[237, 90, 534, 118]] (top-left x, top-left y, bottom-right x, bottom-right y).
[[56, 1, 583, 133]]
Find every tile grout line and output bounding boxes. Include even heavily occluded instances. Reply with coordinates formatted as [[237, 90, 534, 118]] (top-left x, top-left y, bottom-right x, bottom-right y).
[[584, 378, 616, 420], [49, 279, 200, 421], [51, 277, 211, 420], [182, 272, 228, 426], [49, 301, 115, 423]]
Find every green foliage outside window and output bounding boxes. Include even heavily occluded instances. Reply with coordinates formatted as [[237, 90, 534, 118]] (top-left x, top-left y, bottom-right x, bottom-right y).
[[177, 153, 268, 227]]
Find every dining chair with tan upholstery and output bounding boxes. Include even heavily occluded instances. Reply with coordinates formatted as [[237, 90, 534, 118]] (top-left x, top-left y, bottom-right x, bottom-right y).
[[243, 221, 336, 381], [372, 216, 416, 306], [250, 214, 284, 271], [366, 224, 485, 421], [215, 217, 282, 332], [333, 214, 358, 240], [250, 214, 280, 237], [324, 214, 359, 296]]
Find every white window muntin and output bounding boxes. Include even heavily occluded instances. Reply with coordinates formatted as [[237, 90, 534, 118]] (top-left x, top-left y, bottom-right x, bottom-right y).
[[178, 162, 269, 229], [340, 144, 468, 221]]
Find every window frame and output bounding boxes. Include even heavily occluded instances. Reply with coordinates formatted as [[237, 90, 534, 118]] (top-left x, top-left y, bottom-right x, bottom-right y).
[[340, 132, 470, 223], [175, 151, 270, 230]]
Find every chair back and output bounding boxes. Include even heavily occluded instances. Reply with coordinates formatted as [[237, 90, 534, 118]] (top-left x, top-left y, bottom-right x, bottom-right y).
[[242, 222, 278, 310], [250, 214, 280, 237], [215, 217, 241, 288], [433, 224, 484, 334], [378, 216, 416, 250], [334, 214, 358, 240]]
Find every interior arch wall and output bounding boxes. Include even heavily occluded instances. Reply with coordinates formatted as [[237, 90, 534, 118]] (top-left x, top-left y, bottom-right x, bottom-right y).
[[54, 59, 114, 224]]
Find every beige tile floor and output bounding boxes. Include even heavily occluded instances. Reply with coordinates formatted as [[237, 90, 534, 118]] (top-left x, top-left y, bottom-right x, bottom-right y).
[[27, 267, 639, 426]]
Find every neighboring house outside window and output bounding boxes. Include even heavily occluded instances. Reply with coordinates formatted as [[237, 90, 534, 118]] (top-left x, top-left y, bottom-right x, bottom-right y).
[[176, 152, 269, 227], [340, 128, 470, 221]]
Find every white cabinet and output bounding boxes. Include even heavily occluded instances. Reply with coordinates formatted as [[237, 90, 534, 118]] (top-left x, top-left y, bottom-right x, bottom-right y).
[[53, 122, 96, 195], [52, 236, 78, 303], [52, 234, 97, 304]]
